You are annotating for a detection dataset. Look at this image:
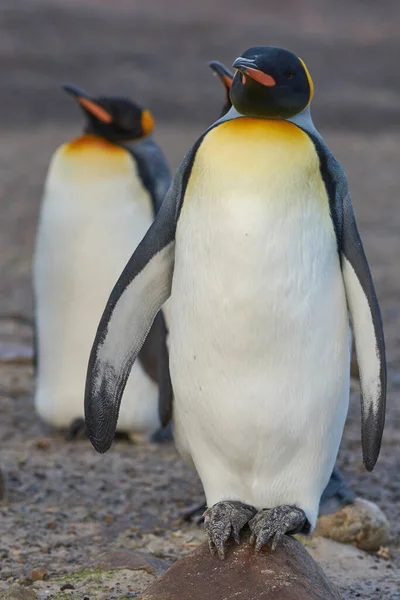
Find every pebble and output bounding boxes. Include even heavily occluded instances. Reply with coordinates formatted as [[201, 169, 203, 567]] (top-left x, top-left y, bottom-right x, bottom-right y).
[[28, 569, 47, 582], [313, 497, 389, 551]]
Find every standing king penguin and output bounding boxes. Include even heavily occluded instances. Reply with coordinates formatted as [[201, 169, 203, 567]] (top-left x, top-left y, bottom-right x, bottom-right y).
[[85, 47, 386, 558], [34, 85, 172, 440], [208, 59, 357, 519]]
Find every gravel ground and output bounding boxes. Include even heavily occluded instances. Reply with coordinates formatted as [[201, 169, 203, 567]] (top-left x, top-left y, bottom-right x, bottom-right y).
[[0, 1, 400, 598]]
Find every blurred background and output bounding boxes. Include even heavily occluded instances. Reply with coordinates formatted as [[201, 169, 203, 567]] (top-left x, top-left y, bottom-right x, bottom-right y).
[[2, 0, 400, 317], [0, 0, 399, 595]]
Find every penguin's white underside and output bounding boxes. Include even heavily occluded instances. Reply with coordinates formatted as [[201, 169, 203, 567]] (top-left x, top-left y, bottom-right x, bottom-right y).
[[166, 118, 351, 526], [34, 137, 160, 432], [85, 112, 385, 524]]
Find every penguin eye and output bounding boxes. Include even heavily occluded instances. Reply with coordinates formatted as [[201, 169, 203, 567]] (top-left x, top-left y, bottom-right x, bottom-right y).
[[284, 71, 295, 80]]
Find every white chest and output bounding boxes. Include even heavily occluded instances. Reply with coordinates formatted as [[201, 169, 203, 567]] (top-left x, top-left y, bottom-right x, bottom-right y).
[[167, 120, 350, 517]]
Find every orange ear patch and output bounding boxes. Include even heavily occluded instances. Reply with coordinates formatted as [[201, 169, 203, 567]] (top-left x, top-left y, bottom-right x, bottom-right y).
[[141, 109, 154, 136], [78, 97, 113, 123]]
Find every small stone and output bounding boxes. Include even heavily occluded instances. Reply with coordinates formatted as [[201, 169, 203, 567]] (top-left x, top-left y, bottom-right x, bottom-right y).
[[376, 546, 391, 560], [95, 549, 169, 576], [139, 532, 341, 600], [35, 439, 50, 451], [0, 584, 37, 599], [60, 583, 75, 591], [313, 497, 389, 551], [46, 521, 56, 530], [28, 568, 48, 581]]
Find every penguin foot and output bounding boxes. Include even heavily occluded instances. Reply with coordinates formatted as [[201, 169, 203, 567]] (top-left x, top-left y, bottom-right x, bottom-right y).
[[182, 502, 206, 524], [204, 500, 256, 560], [249, 505, 308, 551], [150, 421, 174, 444], [319, 467, 355, 516], [64, 418, 87, 441]]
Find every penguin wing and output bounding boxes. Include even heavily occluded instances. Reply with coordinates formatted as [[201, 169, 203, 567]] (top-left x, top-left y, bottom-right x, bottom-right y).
[[312, 138, 386, 472], [128, 138, 172, 215], [340, 188, 386, 471], [84, 149, 195, 453], [125, 139, 173, 419]]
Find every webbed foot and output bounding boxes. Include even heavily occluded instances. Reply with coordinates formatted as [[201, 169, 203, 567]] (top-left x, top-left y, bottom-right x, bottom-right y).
[[204, 500, 256, 560], [182, 502, 207, 524], [319, 467, 355, 516], [150, 421, 174, 443], [249, 505, 309, 551], [64, 418, 86, 441]]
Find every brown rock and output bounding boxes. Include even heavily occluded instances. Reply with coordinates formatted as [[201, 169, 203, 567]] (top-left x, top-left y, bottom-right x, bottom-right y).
[[313, 497, 389, 551], [28, 569, 47, 582], [0, 584, 37, 599], [140, 532, 341, 600], [95, 549, 169, 576], [35, 439, 50, 451]]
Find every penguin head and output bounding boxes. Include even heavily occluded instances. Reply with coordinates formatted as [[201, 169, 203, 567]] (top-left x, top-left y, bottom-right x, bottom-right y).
[[208, 61, 233, 118], [62, 84, 154, 142], [230, 46, 314, 119]]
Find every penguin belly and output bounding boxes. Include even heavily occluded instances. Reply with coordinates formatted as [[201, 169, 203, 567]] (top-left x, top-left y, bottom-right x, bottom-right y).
[[34, 137, 159, 434], [168, 119, 351, 528]]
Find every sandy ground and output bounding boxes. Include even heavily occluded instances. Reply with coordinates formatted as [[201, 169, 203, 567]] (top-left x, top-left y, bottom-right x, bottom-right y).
[[1, 0, 400, 598]]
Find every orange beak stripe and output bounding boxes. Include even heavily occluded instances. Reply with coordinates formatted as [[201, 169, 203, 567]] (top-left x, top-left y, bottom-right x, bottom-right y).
[[78, 97, 113, 123], [245, 68, 276, 87], [222, 74, 233, 89]]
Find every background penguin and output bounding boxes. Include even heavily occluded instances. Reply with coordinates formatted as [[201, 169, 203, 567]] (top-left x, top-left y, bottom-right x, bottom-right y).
[[33, 84, 172, 441], [209, 61, 234, 117], [84, 46, 386, 559]]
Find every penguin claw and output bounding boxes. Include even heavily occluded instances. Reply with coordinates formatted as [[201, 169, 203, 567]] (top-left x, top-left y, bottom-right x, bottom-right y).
[[249, 505, 308, 552], [204, 500, 256, 560]]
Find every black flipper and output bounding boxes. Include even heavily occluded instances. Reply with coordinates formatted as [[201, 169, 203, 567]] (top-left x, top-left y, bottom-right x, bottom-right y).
[[304, 131, 386, 471], [85, 142, 203, 453], [126, 138, 174, 434]]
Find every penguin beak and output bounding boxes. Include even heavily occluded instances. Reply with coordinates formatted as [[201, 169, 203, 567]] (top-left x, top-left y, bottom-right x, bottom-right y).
[[232, 58, 276, 87], [208, 61, 233, 89], [62, 84, 113, 124]]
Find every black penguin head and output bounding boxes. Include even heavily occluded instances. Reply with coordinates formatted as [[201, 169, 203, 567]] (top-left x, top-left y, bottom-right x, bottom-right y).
[[62, 84, 154, 142], [230, 46, 314, 119], [209, 61, 233, 118]]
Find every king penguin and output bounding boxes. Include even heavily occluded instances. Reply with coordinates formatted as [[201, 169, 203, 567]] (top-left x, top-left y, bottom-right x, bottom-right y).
[[177, 58, 355, 523], [33, 84, 172, 440], [84, 46, 386, 559]]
